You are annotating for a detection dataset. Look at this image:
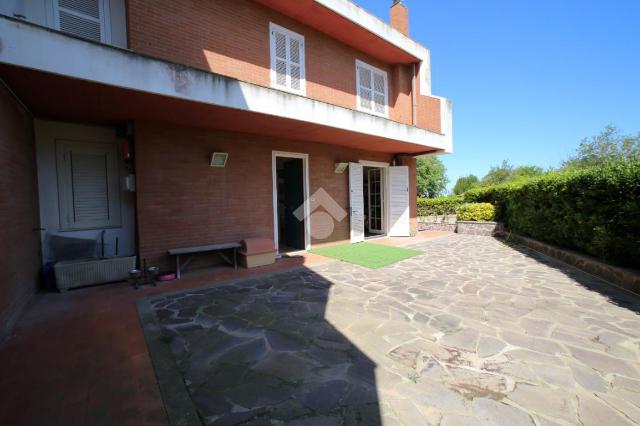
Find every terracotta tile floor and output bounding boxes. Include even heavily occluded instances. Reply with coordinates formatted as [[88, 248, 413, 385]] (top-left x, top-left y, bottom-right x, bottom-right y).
[[0, 231, 449, 425]]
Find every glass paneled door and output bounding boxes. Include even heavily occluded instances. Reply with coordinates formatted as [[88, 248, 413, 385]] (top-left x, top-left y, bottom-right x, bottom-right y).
[[368, 168, 384, 234]]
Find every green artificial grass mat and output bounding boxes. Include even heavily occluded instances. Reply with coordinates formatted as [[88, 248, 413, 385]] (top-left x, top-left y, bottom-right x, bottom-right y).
[[311, 242, 423, 269]]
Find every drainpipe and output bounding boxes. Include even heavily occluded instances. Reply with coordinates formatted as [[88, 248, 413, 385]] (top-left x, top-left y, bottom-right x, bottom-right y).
[[411, 63, 418, 126]]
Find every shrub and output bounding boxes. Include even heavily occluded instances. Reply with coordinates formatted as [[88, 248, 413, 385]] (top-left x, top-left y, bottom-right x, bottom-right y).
[[463, 160, 640, 269], [456, 203, 496, 221], [417, 196, 464, 216]]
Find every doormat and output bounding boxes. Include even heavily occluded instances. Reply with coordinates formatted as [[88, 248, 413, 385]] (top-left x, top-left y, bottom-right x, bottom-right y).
[[311, 242, 422, 269]]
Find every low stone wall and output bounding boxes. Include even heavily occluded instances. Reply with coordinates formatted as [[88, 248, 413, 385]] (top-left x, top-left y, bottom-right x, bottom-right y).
[[418, 223, 457, 232], [417, 215, 457, 232], [457, 221, 505, 236], [417, 216, 505, 235], [507, 233, 640, 294]]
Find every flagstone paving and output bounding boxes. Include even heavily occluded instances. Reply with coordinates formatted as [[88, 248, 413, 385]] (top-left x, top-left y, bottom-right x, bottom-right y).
[[145, 234, 640, 425]]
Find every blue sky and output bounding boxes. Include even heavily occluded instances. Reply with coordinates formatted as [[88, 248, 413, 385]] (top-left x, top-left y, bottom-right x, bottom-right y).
[[358, 0, 640, 191]]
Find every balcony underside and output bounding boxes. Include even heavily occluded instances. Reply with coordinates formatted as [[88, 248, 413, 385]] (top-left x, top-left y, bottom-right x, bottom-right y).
[[0, 64, 438, 154]]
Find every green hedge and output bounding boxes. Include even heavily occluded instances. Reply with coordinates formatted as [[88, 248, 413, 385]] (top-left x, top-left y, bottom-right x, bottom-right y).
[[464, 161, 640, 268], [456, 203, 496, 221], [417, 195, 464, 216]]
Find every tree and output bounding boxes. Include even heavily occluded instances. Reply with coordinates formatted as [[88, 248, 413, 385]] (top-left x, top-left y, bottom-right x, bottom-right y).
[[512, 165, 544, 180], [480, 160, 514, 186], [563, 125, 640, 169], [416, 157, 448, 198], [452, 174, 479, 195], [480, 161, 545, 186]]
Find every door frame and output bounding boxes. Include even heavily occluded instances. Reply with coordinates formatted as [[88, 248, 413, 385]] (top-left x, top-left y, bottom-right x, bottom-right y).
[[359, 160, 390, 237], [272, 151, 311, 254]]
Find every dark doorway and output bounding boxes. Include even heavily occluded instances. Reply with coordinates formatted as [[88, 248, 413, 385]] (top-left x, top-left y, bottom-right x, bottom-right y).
[[276, 157, 305, 253]]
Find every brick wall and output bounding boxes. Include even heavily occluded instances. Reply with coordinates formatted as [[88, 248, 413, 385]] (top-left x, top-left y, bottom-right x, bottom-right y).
[[417, 95, 442, 134], [390, 2, 409, 36], [126, 0, 432, 129], [134, 122, 416, 269], [0, 82, 40, 339]]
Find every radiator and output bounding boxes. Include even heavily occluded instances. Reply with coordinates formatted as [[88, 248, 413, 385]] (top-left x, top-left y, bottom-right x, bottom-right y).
[[54, 256, 136, 291]]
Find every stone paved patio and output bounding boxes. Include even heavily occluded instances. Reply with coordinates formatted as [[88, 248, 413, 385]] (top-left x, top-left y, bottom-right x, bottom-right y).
[[143, 234, 640, 425]]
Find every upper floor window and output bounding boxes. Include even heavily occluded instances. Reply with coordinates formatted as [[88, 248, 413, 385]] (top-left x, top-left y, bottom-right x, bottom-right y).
[[54, 0, 111, 43], [270, 23, 306, 95], [356, 60, 388, 117]]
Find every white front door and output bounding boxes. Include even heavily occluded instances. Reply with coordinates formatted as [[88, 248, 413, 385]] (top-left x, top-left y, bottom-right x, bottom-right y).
[[388, 166, 410, 237], [349, 162, 365, 243]]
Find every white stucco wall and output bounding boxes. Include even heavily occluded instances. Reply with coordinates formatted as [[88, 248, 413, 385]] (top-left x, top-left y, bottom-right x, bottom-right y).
[[34, 120, 136, 264]]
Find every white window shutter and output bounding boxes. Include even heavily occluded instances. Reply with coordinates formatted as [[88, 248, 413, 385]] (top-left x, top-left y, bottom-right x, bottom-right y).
[[356, 60, 388, 117], [55, 0, 107, 43], [349, 163, 365, 243], [357, 66, 373, 110], [388, 166, 410, 237], [270, 24, 306, 94], [373, 71, 387, 114], [273, 31, 288, 87], [289, 37, 302, 91], [56, 140, 121, 231]]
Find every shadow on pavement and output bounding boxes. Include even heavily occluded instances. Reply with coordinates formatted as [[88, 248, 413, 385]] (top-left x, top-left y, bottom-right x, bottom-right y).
[[140, 266, 381, 425]]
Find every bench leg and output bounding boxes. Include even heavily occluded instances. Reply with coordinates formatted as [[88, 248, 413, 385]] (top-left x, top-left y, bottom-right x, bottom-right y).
[[176, 254, 181, 280], [234, 248, 237, 269]]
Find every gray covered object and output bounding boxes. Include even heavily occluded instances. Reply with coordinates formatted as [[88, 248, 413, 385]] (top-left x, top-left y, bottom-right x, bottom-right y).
[[48, 234, 98, 262]]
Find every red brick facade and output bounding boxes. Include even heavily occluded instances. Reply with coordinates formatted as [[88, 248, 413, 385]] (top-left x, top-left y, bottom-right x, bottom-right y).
[[134, 122, 416, 269], [126, 0, 442, 133], [0, 83, 41, 338]]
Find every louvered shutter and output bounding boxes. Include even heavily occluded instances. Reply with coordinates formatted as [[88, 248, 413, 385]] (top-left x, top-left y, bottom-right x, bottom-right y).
[[373, 72, 387, 114], [388, 166, 410, 237], [274, 31, 288, 87], [56, 0, 105, 43], [72, 153, 110, 223], [270, 24, 306, 94], [289, 37, 302, 91], [56, 140, 121, 231], [356, 61, 388, 116], [349, 163, 365, 243], [358, 66, 373, 110]]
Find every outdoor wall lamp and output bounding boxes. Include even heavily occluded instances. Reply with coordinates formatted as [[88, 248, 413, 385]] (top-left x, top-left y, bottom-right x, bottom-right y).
[[334, 162, 349, 173], [210, 152, 229, 167]]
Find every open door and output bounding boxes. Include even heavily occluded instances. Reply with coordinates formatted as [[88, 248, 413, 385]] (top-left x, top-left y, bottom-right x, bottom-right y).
[[367, 168, 384, 235], [282, 159, 305, 250], [388, 166, 410, 237], [349, 162, 365, 243]]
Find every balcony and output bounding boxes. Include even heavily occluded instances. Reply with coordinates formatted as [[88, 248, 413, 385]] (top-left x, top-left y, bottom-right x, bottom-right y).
[[0, 16, 451, 154]]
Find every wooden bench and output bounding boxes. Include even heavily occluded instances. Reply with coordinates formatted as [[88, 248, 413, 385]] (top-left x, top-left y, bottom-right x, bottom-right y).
[[168, 242, 241, 279]]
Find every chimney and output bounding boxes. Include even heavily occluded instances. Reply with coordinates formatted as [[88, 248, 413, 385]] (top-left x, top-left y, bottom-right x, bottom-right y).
[[390, 0, 409, 36]]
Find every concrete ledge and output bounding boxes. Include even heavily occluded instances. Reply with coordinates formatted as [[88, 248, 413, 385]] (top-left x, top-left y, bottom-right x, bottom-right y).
[[457, 221, 505, 237], [506, 233, 640, 294]]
